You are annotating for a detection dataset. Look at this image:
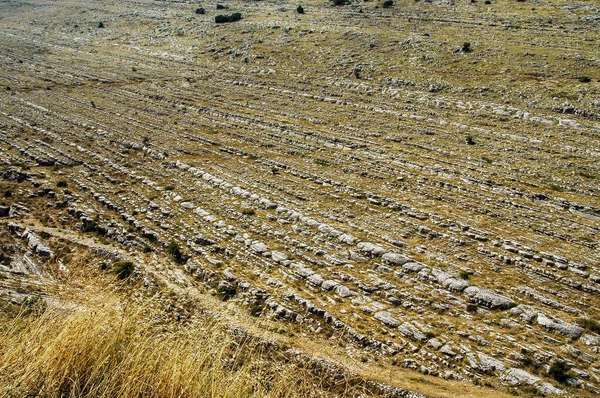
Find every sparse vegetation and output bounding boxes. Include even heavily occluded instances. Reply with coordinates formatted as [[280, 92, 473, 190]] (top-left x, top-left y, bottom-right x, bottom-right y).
[[195, 7, 206, 14]]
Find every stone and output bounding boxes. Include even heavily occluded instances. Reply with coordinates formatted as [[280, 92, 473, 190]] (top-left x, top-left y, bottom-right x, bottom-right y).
[[307, 273, 324, 286], [402, 262, 425, 273], [356, 241, 388, 257], [398, 322, 426, 341], [428, 338, 443, 349], [374, 311, 400, 327], [338, 233, 356, 245], [321, 280, 339, 291], [440, 344, 457, 356], [510, 304, 538, 323], [250, 241, 269, 253], [335, 285, 354, 297], [297, 267, 315, 278], [536, 382, 564, 396], [476, 352, 505, 373], [537, 313, 584, 339], [180, 201, 194, 209], [464, 287, 515, 310], [271, 251, 288, 263], [382, 252, 410, 266], [444, 278, 469, 292], [501, 368, 540, 386], [581, 333, 600, 346]]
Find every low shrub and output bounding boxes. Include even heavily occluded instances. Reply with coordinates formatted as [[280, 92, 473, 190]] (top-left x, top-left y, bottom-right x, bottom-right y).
[[215, 13, 241, 23]]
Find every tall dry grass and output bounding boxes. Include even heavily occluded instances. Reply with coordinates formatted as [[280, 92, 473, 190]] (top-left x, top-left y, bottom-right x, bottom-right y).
[[0, 289, 353, 398]]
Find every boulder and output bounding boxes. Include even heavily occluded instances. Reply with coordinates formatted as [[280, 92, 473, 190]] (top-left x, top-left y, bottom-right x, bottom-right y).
[[382, 252, 410, 266], [537, 313, 584, 339], [464, 287, 515, 310], [402, 262, 425, 273], [374, 311, 400, 327], [501, 368, 540, 386], [398, 322, 426, 341], [250, 241, 268, 253]]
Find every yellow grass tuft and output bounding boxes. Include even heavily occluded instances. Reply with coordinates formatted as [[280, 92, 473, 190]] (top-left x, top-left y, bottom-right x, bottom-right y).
[[0, 289, 357, 398]]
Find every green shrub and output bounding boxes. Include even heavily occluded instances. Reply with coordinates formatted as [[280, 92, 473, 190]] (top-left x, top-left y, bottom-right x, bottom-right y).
[[382, 0, 394, 7], [217, 282, 237, 301], [56, 180, 68, 188], [112, 261, 135, 279], [578, 76, 591, 83], [241, 208, 255, 216], [166, 240, 186, 264], [578, 318, 600, 333], [331, 0, 349, 5], [549, 360, 571, 383], [195, 7, 206, 14], [98, 21, 105, 28], [216, 4, 227, 9], [297, 5, 304, 13], [215, 13, 241, 23]]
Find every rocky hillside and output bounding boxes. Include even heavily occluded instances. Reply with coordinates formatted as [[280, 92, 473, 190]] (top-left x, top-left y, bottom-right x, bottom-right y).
[[0, 0, 598, 396]]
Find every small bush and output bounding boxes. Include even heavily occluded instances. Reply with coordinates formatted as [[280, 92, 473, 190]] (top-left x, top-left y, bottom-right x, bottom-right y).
[[112, 261, 135, 280], [56, 180, 68, 188], [216, 4, 227, 9], [459, 270, 470, 280], [462, 42, 472, 52], [331, 0, 349, 6], [195, 7, 206, 14], [578, 76, 591, 83], [249, 302, 264, 316], [215, 13, 241, 23], [485, 0, 491, 4], [465, 135, 476, 145], [549, 360, 571, 383], [297, 5, 304, 13], [98, 21, 105, 28], [241, 208, 255, 216], [166, 240, 186, 264], [578, 318, 600, 333], [217, 282, 237, 301], [467, 303, 478, 313], [382, 0, 393, 7]]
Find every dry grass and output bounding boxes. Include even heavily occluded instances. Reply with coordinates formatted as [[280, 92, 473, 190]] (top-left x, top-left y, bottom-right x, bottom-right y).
[[0, 287, 363, 398]]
